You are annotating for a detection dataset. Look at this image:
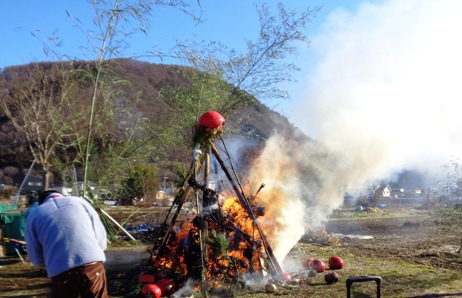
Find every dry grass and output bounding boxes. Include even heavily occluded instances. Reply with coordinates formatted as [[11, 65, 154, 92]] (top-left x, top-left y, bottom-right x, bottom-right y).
[[2, 206, 462, 297]]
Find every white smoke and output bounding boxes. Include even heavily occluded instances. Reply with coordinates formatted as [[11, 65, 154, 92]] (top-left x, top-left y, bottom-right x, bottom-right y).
[[298, 0, 462, 175], [170, 278, 196, 297], [247, 132, 341, 264], [248, 0, 462, 266]]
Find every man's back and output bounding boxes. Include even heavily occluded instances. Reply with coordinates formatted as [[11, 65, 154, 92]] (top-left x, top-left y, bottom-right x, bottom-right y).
[[25, 196, 107, 277]]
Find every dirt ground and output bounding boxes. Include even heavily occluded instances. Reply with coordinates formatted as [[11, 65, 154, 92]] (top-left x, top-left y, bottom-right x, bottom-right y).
[[1, 205, 462, 297], [324, 211, 462, 272]]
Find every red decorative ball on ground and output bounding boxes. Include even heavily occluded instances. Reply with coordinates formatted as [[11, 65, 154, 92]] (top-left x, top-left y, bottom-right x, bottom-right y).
[[311, 259, 326, 273], [141, 283, 162, 298], [302, 257, 314, 269], [155, 279, 176, 297], [197, 111, 225, 129], [280, 272, 292, 281], [139, 274, 156, 284], [328, 256, 344, 270]]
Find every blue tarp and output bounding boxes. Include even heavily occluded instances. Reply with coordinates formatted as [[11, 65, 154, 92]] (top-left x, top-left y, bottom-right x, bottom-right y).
[[0, 204, 17, 213], [1, 210, 25, 255]]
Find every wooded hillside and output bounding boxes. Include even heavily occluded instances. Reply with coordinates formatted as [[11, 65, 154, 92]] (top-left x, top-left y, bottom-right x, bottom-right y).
[[0, 58, 307, 193]]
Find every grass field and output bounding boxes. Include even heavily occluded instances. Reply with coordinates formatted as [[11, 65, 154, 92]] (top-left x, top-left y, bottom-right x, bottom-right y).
[[1, 204, 462, 297]]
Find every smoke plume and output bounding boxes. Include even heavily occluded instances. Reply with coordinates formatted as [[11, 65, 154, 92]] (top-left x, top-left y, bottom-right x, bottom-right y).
[[249, 0, 462, 265]]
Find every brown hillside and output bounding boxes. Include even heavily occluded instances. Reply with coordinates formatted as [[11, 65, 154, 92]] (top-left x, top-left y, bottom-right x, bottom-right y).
[[0, 58, 308, 187]]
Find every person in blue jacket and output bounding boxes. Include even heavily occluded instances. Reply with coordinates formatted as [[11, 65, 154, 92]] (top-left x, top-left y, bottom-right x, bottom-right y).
[[25, 190, 108, 297]]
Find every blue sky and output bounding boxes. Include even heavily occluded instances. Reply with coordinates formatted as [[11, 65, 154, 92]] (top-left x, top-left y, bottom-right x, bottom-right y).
[[0, 1, 361, 116], [0, 1, 366, 111], [0, 0, 366, 106], [2, 0, 462, 184], [0, 1, 361, 68], [0, 0, 364, 134]]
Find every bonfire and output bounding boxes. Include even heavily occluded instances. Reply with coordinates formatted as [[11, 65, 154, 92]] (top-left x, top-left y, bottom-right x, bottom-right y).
[[138, 111, 286, 297]]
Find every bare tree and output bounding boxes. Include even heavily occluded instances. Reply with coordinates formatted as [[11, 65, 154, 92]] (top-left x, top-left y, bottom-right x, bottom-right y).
[[159, 3, 319, 149], [0, 63, 90, 188], [66, 0, 202, 196], [427, 158, 462, 253], [173, 3, 320, 114], [16, 0, 203, 194]]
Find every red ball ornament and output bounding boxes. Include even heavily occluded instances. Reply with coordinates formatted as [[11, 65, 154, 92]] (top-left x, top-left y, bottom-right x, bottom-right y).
[[139, 274, 156, 284], [197, 111, 225, 129], [328, 256, 344, 270], [141, 283, 162, 298], [280, 272, 292, 281], [155, 279, 176, 297], [311, 259, 326, 273], [302, 257, 314, 269]]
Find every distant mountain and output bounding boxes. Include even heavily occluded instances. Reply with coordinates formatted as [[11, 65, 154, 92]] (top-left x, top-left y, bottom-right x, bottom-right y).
[[0, 58, 308, 187]]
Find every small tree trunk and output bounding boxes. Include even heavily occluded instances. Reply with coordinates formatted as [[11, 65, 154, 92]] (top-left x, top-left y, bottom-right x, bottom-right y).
[[42, 171, 52, 190]]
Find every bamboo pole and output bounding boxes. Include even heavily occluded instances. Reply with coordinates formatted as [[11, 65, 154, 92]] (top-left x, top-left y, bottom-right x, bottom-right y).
[[99, 208, 136, 241]]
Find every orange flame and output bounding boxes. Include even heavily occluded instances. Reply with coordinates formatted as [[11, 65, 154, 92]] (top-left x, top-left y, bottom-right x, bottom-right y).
[[151, 194, 268, 288]]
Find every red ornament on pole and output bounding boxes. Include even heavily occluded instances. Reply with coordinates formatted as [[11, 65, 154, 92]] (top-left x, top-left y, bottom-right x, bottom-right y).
[[197, 111, 225, 129]]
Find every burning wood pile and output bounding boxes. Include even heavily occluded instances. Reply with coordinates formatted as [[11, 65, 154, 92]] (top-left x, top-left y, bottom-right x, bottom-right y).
[[137, 111, 287, 297], [147, 194, 276, 290]]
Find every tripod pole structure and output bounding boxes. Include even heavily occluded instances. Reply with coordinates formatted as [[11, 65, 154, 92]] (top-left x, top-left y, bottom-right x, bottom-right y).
[[193, 154, 207, 297], [152, 152, 207, 261], [152, 185, 193, 261], [200, 147, 212, 295]]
